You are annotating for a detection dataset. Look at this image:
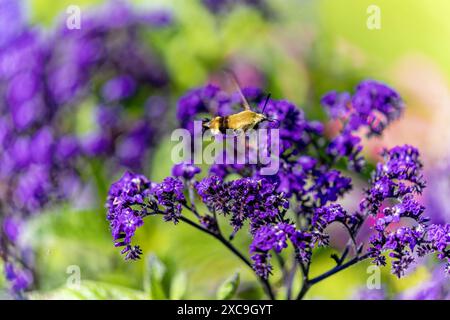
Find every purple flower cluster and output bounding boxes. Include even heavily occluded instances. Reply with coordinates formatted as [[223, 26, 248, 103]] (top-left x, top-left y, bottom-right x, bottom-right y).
[[106, 171, 152, 257], [195, 176, 289, 234], [174, 81, 449, 280], [106, 172, 188, 259], [361, 146, 449, 277], [321, 80, 404, 171], [250, 223, 313, 277], [48, 1, 172, 172], [0, 0, 80, 293], [106, 77, 450, 298], [312, 204, 361, 246], [153, 177, 186, 224], [172, 162, 202, 180], [321, 80, 403, 136]]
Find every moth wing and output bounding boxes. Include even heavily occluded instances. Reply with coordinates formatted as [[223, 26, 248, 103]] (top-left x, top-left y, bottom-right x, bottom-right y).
[[225, 70, 251, 111]]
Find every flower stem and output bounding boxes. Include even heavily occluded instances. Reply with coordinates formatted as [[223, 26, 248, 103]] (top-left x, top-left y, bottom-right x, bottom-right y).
[[296, 252, 371, 300], [178, 215, 275, 300]]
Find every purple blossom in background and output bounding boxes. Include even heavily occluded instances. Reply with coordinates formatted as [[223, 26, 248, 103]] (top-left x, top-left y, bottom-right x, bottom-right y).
[[353, 287, 386, 300], [356, 264, 450, 300], [401, 265, 450, 300], [102, 75, 137, 102], [0, 0, 174, 295], [0, 7, 80, 292], [48, 1, 171, 172], [424, 161, 450, 224], [4, 263, 33, 295]]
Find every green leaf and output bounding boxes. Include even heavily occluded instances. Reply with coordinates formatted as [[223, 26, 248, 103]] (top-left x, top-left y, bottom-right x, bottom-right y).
[[28, 280, 147, 300], [216, 272, 240, 300], [144, 254, 167, 300], [170, 272, 188, 300]]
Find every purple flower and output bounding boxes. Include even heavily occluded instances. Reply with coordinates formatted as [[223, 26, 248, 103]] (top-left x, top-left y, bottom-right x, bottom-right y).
[[310, 169, 352, 206], [249, 219, 314, 275], [107, 76, 450, 294], [327, 133, 364, 171], [361, 145, 425, 216], [106, 171, 153, 254], [195, 175, 229, 213], [101, 75, 137, 102], [263, 99, 323, 153], [177, 84, 221, 133], [4, 263, 33, 294], [0, 0, 25, 48], [107, 172, 189, 259], [424, 162, 450, 224], [320, 91, 351, 119], [251, 223, 295, 253], [362, 146, 450, 277], [426, 224, 450, 273], [196, 175, 289, 237], [321, 80, 403, 171], [312, 204, 361, 246], [290, 230, 314, 263], [116, 121, 155, 172], [251, 252, 272, 279], [153, 177, 186, 224], [0, 0, 176, 295], [2, 217, 22, 243], [172, 162, 201, 180], [351, 80, 403, 135], [322, 80, 403, 137]]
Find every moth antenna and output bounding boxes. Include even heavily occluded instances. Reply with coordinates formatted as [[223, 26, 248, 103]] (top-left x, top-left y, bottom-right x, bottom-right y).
[[261, 93, 271, 114]]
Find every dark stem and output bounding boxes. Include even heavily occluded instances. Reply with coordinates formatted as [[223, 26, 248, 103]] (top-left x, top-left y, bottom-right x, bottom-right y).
[[296, 253, 371, 300], [309, 253, 371, 285], [177, 215, 275, 300]]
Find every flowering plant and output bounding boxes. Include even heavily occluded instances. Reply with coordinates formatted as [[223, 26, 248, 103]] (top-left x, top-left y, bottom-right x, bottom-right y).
[[106, 80, 450, 299]]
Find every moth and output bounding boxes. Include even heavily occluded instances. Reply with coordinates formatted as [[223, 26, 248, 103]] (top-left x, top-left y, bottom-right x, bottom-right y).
[[202, 73, 276, 135]]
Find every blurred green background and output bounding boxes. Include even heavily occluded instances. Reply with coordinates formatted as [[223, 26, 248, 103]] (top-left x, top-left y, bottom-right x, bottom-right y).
[[2, 0, 448, 299]]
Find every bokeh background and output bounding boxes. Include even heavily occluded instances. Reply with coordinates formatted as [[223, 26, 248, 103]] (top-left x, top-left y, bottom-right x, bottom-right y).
[[0, 0, 449, 299]]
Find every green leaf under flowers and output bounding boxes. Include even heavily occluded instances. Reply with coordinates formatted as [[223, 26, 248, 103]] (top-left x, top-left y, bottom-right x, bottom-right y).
[[170, 272, 188, 300], [28, 280, 147, 300], [144, 254, 167, 300], [216, 272, 240, 300]]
